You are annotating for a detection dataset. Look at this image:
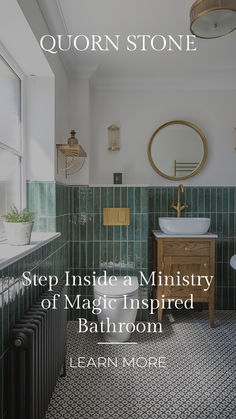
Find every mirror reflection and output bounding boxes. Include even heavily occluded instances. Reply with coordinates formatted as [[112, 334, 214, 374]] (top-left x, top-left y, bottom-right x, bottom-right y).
[[148, 121, 207, 180]]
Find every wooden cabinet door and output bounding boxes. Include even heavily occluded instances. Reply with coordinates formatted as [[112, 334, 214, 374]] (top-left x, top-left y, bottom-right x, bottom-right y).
[[162, 255, 210, 298]]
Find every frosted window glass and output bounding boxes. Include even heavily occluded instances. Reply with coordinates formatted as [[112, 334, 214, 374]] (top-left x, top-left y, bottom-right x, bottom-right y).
[[0, 56, 21, 150], [0, 149, 20, 236]]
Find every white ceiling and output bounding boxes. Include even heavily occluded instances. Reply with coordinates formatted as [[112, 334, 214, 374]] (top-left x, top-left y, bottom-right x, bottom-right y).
[[37, 0, 236, 86]]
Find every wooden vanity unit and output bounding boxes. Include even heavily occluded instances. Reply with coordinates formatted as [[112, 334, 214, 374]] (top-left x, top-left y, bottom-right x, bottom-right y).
[[153, 232, 217, 327]]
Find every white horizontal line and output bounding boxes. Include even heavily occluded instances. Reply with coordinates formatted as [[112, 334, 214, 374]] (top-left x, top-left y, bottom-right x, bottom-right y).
[[97, 342, 138, 345]]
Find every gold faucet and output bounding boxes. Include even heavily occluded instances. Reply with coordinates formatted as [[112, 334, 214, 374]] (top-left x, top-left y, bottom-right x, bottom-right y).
[[170, 184, 188, 217]]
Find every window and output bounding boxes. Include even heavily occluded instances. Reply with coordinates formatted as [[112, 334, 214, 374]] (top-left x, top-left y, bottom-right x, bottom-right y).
[[0, 52, 23, 237]]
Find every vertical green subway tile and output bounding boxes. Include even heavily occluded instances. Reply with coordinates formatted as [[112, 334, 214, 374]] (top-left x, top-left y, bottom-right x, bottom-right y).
[[216, 213, 223, 236], [101, 222, 107, 241], [87, 214, 93, 241], [229, 238, 235, 259], [101, 241, 107, 267], [93, 214, 100, 241], [72, 215, 79, 241], [135, 242, 141, 269], [141, 187, 148, 213], [107, 226, 113, 241], [94, 188, 101, 213], [121, 242, 127, 266], [222, 240, 229, 263], [107, 242, 113, 267], [210, 213, 216, 233], [228, 213, 235, 237], [107, 187, 114, 207], [135, 187, 141, 213], [114, 242, 120, 265], [47, 182, 56, 216], [155, 188, 161, 213], [205, 188, 210, 212], [192, 188, 198, 214], [128, 215, 134, 241], [79, 187, 87, 213], [210, 188, 217, 212], [86, 242, 93, 269], [141, 242, 147, 269], [135, 214, 141, 241], [161, 188, 167, 213], [217, 188, 223, 213], [80, 242, 86, 269], [38, 183, 47, 216], [198, 188, 204, 213], [101, 187, 107, 212], [87, 188, 93, 213], [121, 225, 127, 241], [223, 213, 229, 237], [223, 188, 228, 212], [121, 187, 128, 207], [73, 242, 80, 267], [149, 187, 154, 212], [94, 242, 100, 268], [167, 188, 174, 209], [114, 187, 120, 207], [74, 187, 80, 213], [128, 187, 134, 213], [128, 242, 134, 269], [114, 226, 120, 241], [185, 188, 192, 214], [141, 214, 148, 241], [149, 213, 154, 235], [27, 182, 39, 214], [229, 188, 234, 212], [79, 216, 87, 241]]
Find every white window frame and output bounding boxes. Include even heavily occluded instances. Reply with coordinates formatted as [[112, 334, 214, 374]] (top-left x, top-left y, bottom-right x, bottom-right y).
[[0, 42, 26, 237]]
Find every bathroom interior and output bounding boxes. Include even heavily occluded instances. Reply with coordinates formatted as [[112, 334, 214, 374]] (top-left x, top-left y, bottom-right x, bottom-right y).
[[0, 1, 236, 418]]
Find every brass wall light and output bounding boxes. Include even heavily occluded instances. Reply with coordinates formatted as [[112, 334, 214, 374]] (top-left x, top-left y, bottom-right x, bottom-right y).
[[108, 125, 120, 150], [56, 130, 87, 178], [190, 0, 236, 39]]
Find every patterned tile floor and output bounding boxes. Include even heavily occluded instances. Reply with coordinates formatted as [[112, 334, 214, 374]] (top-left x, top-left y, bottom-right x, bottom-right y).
[[45, 311, 236, 419]]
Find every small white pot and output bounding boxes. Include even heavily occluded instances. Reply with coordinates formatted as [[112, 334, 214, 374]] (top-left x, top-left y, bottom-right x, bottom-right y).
[[4, 222, 34, 246]]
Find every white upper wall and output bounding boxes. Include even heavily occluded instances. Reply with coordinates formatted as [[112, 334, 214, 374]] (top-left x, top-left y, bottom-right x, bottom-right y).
[[90, 85, 236, 186]]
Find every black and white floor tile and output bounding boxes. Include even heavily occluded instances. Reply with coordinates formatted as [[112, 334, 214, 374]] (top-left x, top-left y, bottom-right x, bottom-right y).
[[45, 311, 236, 419]]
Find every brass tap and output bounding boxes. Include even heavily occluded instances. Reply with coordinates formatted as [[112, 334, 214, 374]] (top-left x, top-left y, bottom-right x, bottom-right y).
[[170, 184, 188, 217]]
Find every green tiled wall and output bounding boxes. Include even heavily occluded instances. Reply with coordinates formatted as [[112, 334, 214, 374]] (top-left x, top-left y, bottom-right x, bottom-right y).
[[26, 183, 236, 314], [0, 236, 68, 419], [69, 186, 149, 321], [148, 187, 236, 310]]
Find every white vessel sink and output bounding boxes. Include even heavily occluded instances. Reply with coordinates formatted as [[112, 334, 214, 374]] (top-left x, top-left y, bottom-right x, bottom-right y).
[[159, 217, 211, 235]]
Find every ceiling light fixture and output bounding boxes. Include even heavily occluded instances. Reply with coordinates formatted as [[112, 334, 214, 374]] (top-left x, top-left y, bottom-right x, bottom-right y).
[[190, 0, 236, 39]]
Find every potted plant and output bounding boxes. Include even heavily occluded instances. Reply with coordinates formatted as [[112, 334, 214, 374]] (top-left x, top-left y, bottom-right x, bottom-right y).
[[2, 205, 34, 245]]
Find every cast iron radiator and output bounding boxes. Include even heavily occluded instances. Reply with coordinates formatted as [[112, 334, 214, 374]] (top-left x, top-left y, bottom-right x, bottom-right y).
[[9, 282, 67, 419]]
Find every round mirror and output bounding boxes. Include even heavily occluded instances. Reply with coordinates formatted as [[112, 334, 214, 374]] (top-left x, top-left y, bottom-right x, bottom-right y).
[[148, 120, 207, 180]]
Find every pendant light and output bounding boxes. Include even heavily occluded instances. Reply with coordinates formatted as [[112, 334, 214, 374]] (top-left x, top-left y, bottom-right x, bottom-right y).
[[190, 0, 236, 39]]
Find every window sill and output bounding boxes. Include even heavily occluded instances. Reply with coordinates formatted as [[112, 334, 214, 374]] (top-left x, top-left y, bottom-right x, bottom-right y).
[[0, 232, 61, 271]]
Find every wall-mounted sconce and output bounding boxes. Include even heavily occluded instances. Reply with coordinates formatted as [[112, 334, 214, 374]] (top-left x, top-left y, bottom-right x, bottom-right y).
[[108, 125, 120, 151], [56, 130, 87, 178]]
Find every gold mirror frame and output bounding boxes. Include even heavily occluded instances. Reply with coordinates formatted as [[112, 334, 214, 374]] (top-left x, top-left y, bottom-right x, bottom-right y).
[[148, 120, 208, 181]]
